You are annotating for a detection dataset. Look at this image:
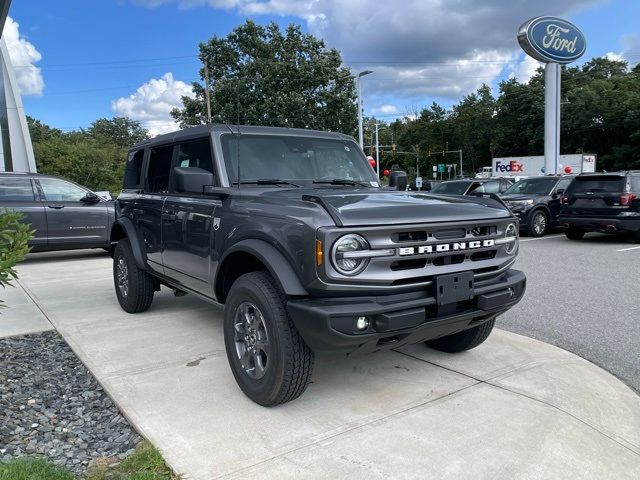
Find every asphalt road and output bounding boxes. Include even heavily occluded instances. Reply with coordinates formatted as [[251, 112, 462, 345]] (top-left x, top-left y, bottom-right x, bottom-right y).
[[497, 230, 640, 393]]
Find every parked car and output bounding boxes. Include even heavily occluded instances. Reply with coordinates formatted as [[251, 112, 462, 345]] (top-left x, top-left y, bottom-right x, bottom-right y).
[[408, 180, 441, 192], [110, 124, 525, 406], [500, 176, 574, 237], [0, 172, 115, 252], [430, 178, 513, 196], [559, 171, 640, 242]]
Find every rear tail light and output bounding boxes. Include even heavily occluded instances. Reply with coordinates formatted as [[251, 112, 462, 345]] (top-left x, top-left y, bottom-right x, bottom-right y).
[[620, 193, 637, 206]]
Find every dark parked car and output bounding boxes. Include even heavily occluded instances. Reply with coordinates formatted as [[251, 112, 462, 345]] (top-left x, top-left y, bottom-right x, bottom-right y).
[[408, 180, 440, 192], [430, 178, 513, 196], [0, 172, 114, 252], [560, 171, 640, 242], [110, 125, 525, 406], [500, 176, 573, 237]]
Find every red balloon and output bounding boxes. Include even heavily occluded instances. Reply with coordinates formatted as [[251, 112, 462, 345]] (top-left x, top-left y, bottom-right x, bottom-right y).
[[383, 169, 390, 177], [368, 157, 376, 168], [564, 166, 572, 174]]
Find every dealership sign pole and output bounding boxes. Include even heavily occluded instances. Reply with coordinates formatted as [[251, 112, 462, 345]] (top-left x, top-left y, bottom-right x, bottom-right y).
[[518, 17, 586, 176]]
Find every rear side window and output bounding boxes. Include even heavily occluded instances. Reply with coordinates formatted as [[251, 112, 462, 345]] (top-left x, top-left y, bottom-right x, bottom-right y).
[[146, 145, 174, 193], [567, 176, 626, 194], [175, 138, 214, 174], [477, 181, 500, 193], [0, 177, 34, 201], [630, 176, 640, 192], [123, 150, 144, 189]]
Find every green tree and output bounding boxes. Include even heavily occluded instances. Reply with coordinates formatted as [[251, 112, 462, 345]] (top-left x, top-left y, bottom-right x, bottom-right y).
[[0, 212, 32, 308], [171, 20, 357, 134], [87, 117, 149, 148]]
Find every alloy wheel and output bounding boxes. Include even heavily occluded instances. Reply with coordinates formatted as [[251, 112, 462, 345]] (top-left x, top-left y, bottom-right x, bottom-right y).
[[233, 302, 270, 379], [116, 256, 129, 298], [533, 212, 547, 235]]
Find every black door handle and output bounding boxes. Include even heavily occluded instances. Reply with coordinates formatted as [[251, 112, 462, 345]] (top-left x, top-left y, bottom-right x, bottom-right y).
[[132, 208, 144, 215], [47, 205, 64, 209]]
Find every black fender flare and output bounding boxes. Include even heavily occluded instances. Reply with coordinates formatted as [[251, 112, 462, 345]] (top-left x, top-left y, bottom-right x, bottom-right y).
[[217, 239, 308, 297], [110, 217, 146, 270]]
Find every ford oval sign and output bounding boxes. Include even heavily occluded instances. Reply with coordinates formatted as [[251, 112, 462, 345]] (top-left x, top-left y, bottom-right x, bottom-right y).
[[518, 16, 586, 64]]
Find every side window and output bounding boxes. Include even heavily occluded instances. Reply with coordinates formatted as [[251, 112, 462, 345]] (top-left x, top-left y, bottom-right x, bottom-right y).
[[39, 178, 88, 202], [479, 181, 500, 194], [630, 175, 640, 192], [123, 149, 145, 189], [175, 138, 214, 174], [146, 145, 174, 193], [0, 177, 35, 201], [555, 178, 572, 192]]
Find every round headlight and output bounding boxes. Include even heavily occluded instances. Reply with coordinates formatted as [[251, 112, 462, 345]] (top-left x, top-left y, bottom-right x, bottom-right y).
[[504, 223, 518, 254], [331, 234, 370, 276]]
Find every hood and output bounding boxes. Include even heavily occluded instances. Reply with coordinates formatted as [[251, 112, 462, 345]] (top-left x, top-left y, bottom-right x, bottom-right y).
[[501, 194, 545, 202], [263, 188, 511, 227]]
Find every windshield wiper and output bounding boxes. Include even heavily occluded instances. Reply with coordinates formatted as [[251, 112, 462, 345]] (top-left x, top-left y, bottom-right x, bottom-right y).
[[313, 178, 372, 187], [234, 179, 301, 187]]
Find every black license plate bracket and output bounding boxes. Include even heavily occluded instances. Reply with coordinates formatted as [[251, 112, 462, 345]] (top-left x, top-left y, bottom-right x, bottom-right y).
[[435, 271, 475, 306]]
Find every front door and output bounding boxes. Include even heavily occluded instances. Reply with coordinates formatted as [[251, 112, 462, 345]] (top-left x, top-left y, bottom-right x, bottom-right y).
[[36, 177, 109, 248], [161, 138, 218, 291]]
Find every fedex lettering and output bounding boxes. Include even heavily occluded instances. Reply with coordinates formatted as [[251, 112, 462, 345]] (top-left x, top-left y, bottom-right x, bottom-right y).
[[495, 160, 524, 173]]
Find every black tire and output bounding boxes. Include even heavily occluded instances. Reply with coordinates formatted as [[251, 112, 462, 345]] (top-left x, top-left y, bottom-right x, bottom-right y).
[[564, 228, 585, 240], [426, 318, 495, 353], [223, 271, 314, 406], [113, 238, 155, 313], [526, 209, 548, 237]]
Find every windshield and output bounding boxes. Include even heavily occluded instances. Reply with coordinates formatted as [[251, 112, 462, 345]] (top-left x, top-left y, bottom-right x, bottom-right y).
[[431, 181, 472, 195], [504, 177, 559, 195], [221, 134, 376, 185]]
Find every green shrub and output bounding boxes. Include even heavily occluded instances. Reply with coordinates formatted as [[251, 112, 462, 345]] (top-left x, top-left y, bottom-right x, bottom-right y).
[[0, 211, 33, 307]]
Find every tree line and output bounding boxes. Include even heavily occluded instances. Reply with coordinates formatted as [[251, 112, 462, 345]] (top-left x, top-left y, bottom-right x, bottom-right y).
[[28, 20, 640, 192]]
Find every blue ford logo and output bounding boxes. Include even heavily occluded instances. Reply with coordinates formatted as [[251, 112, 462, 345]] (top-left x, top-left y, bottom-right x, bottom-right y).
[[518, 16, 586, 64]]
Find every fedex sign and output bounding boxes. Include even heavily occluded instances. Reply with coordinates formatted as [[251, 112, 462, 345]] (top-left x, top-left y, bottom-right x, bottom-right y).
[[495, 160, 524, 173]]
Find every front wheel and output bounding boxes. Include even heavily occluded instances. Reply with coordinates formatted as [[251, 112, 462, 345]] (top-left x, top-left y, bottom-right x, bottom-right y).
[[426, 318, 495, 353], [223, 271, 314, 406], [527, 210, 548, 237], [564, 228, 585, 240], [113, 239, 155, 313]]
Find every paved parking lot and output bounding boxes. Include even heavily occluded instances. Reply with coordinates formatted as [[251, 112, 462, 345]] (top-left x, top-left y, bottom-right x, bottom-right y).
[[5, 239, 640, 479], [498, 231, 640, 392]]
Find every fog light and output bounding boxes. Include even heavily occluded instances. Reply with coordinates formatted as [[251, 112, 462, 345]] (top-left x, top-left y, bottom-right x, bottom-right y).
[[356, 316, 370, 331]]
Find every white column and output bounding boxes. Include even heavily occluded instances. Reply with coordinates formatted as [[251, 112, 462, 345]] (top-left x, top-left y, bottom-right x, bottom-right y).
[[544, 62, 561, 175]]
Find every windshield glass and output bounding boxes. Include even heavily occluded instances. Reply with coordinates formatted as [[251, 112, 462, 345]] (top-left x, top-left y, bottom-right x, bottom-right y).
[[221, 134, 376, 185], [504, 177, 558, 195], [431, 181, 472, 195]]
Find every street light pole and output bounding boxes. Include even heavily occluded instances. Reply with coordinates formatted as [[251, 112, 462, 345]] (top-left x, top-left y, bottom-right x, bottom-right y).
[[357, 70, 373, 150], [375, 123, 380, 178]]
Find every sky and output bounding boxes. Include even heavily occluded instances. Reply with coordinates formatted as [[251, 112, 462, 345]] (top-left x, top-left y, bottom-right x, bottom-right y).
[[6, 0, 640, 136]]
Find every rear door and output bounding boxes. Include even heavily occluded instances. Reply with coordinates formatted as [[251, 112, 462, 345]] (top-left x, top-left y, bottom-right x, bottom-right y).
[[549, 177, 573, 221], [36, 177, 109, 248], [563, 174, 628, 217], [0, 176, 47, 250]]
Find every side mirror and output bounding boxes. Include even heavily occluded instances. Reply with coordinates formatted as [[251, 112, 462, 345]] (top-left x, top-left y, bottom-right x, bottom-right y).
[[173, 166, 214, 194], [80, 192, 101, 203], [388, 170, 408, 191], [555, 188, 565, 196]]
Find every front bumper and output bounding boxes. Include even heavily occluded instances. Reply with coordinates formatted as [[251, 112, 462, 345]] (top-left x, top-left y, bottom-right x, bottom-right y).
[[559, 215, 640, 233], [287, 269, 526, 354]]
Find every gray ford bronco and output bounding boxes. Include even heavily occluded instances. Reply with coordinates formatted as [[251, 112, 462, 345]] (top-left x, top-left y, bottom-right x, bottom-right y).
[[110, 124, 526, 406]]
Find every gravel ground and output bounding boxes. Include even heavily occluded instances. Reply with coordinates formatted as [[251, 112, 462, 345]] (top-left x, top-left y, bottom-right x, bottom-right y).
[[0, 330, 141, 475]]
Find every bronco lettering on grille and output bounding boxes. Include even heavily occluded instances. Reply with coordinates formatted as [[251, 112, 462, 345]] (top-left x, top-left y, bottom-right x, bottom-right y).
[[398, 239, 495, 256]]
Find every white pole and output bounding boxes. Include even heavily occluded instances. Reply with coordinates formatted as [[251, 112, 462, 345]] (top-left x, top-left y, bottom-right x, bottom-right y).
[[375, 123, 380, 178], [459, 150, 462, 178], [544, 63, 561, 175], [357, 77, 364, 149]]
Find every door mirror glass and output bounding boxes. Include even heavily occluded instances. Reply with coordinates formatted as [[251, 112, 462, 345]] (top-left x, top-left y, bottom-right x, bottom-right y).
[[173, 166, 214, 194], [80, 192, 101, 203], [555, 188, 565, 195]]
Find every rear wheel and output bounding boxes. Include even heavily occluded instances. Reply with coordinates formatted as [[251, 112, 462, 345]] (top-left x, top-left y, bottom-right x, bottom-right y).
[[113, 238, 155, 313], [426, 318, 495, 353], [223, 271, 314, 406], [564, 228, 585, 240], [527, 210, 548, 237]]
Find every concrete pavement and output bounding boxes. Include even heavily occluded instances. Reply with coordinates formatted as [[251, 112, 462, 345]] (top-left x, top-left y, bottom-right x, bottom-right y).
[[6, 249, 640, 480]]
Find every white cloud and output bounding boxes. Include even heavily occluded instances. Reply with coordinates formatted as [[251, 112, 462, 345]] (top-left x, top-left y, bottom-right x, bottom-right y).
[[605, 34, 640, 67], [3, 17, 44, 96], [507, 55, 543, 83], [372, 104, 399, 115], [132, 0, 603, 100], [605, 51, 624, 62], [111, 72, 195, 136]]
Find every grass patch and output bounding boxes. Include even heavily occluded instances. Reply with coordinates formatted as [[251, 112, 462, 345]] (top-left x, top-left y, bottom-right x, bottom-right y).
[[0, 441, 179, 480], [0, 457, 74, 480]]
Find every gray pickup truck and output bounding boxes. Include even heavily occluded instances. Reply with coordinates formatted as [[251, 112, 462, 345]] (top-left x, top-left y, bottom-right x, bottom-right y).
[[110, 125, 526, 406]]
